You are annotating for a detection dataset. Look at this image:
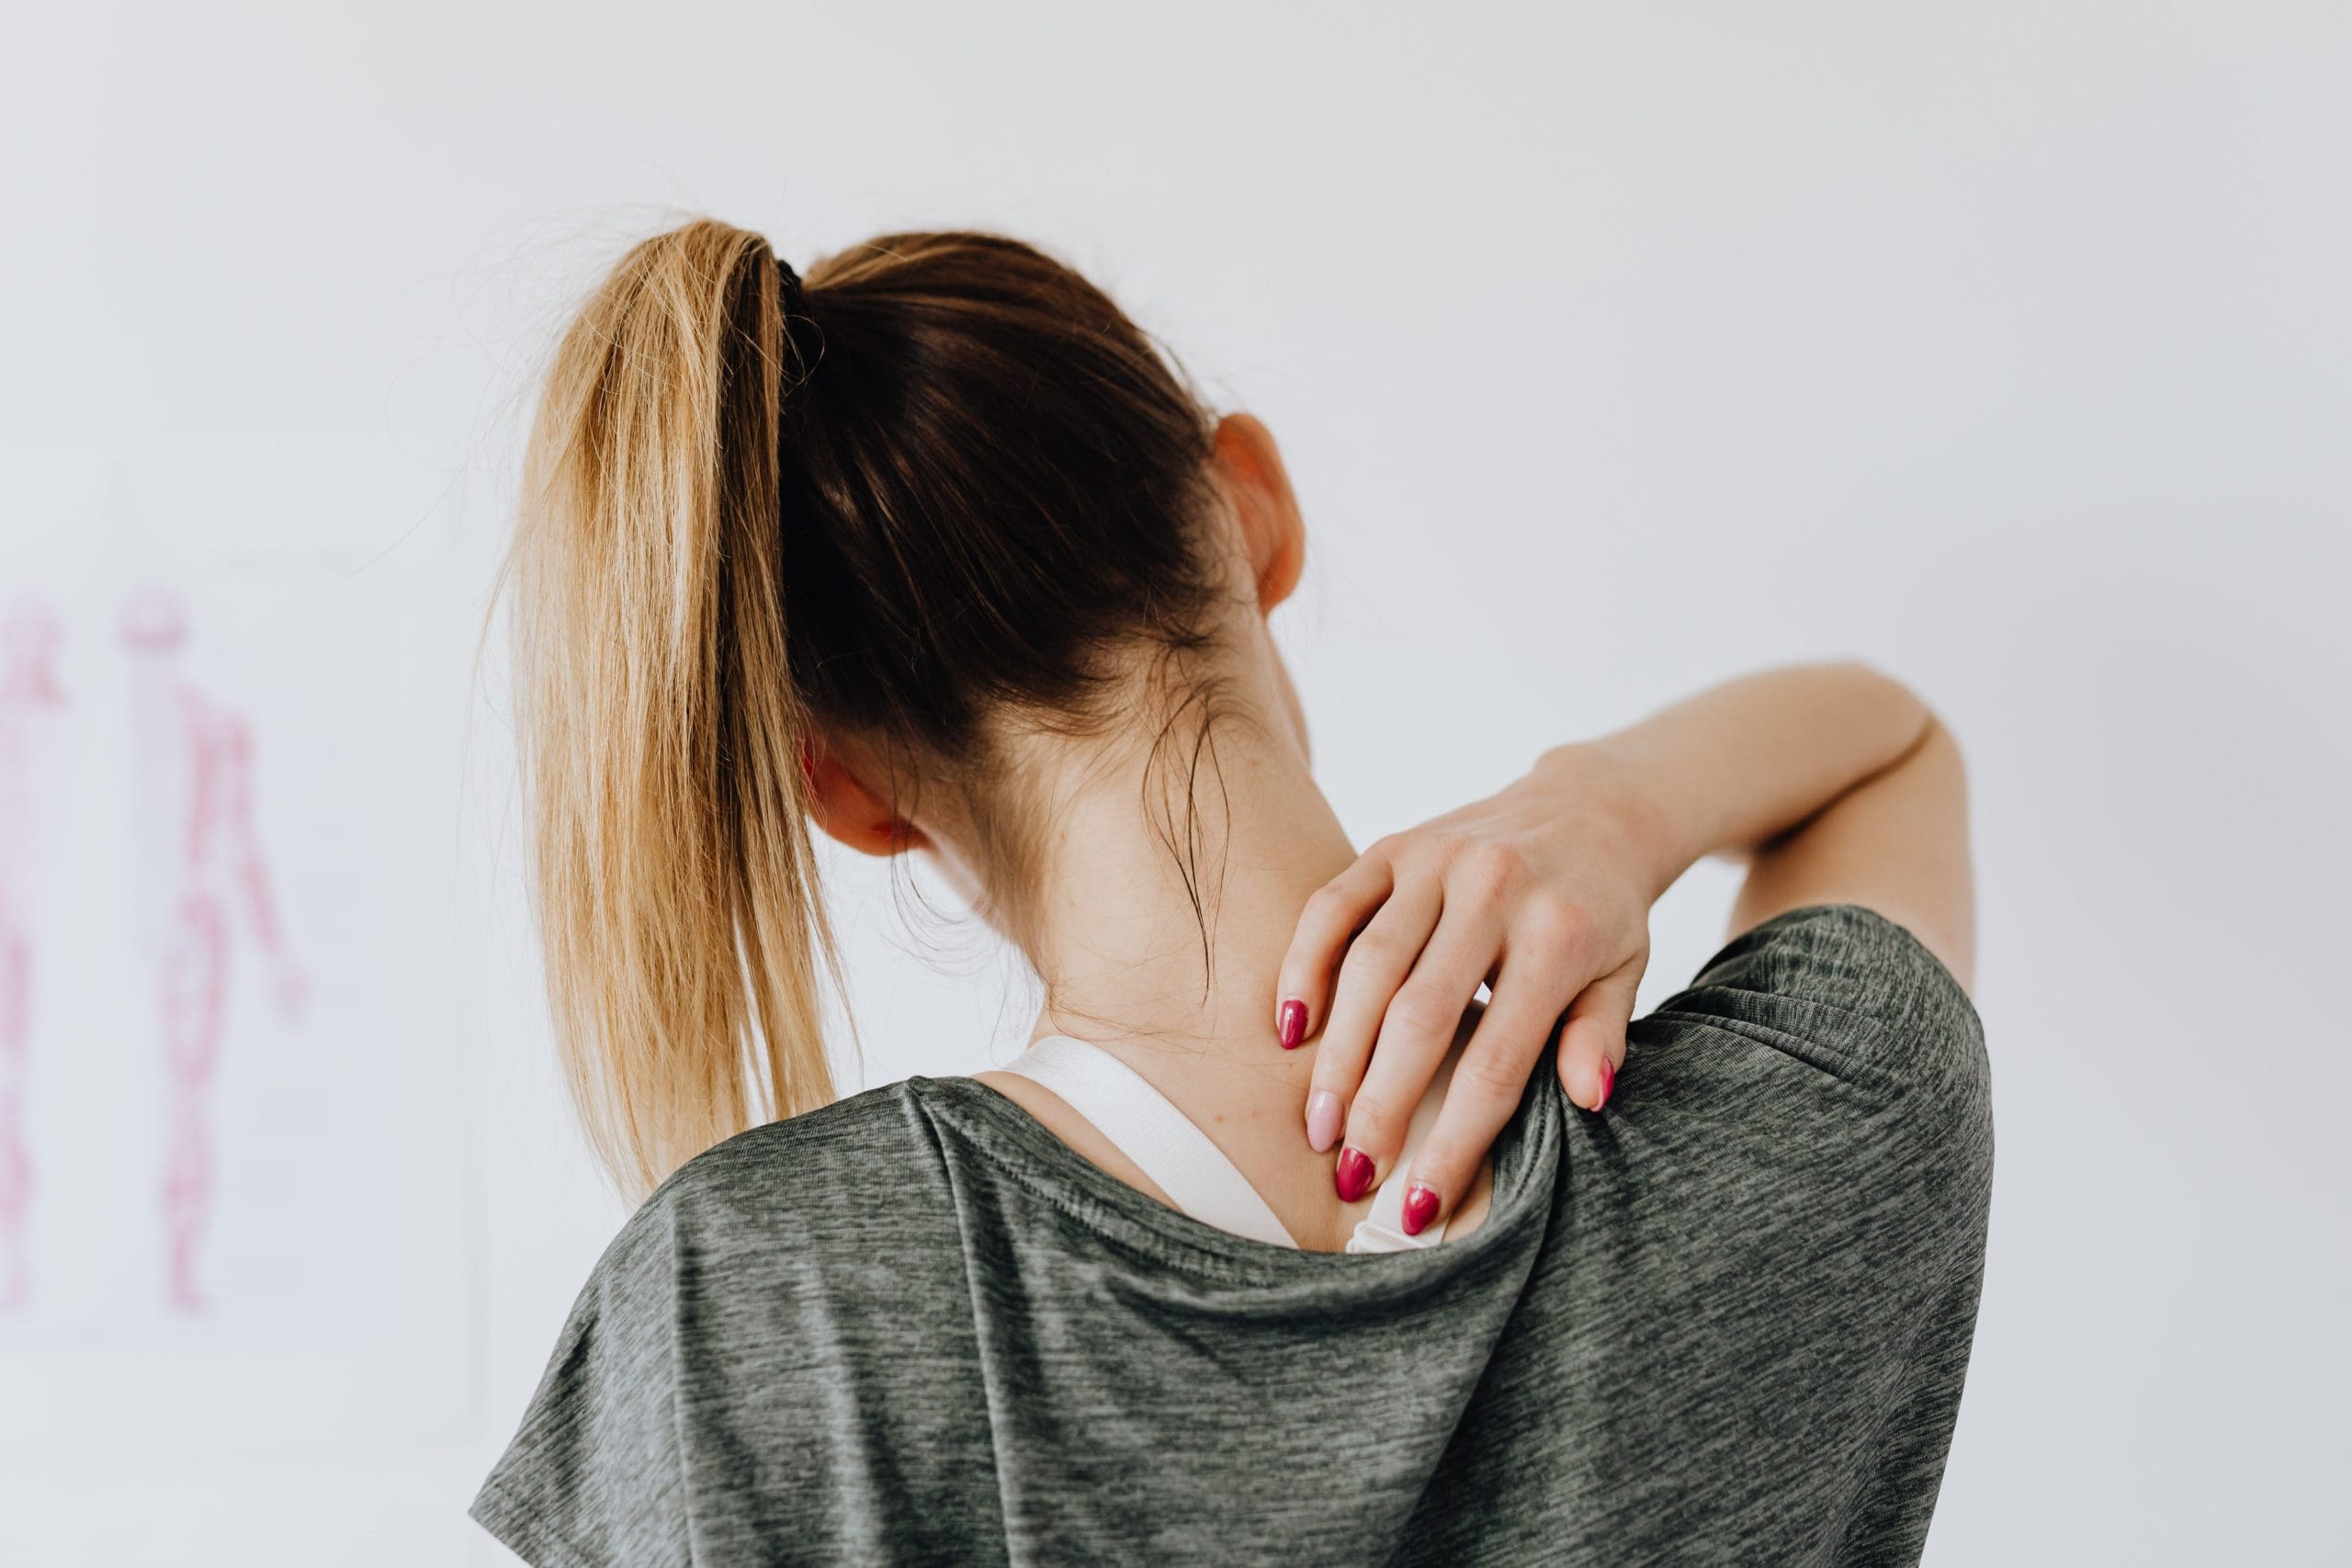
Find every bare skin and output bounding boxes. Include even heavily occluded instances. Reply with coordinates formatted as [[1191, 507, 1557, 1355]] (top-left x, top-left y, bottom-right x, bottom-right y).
[[801, 412, 1974, 1249]]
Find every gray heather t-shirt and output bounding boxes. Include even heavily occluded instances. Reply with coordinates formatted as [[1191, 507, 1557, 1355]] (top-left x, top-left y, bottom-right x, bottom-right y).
[[472, 904, 1993, 1566]]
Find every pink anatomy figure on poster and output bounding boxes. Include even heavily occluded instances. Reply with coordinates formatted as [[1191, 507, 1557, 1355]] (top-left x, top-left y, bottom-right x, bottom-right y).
[[0, 601, 66, 1312], [122, 591, 304, 1314]]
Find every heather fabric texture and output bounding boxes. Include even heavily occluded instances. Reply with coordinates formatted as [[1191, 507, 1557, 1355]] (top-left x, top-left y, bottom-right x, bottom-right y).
[[472, 904, 1993, 1566]]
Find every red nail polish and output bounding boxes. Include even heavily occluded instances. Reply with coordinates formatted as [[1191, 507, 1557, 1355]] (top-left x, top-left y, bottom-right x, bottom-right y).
[[1278, 998, 1306, 1050], [1401, 1183, 1440, 1236], [1595, 1056, 1615, 1111], [1334, 1146, 1374, 1203]]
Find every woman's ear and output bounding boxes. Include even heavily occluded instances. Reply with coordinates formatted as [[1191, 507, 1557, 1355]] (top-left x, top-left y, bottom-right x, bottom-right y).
[[1212, 412, 1306, 614], [801, 735, 931, 858]]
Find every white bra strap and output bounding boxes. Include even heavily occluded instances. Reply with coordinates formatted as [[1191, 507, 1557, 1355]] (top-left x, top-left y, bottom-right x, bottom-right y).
[[998, 1036, 1300, 1249]]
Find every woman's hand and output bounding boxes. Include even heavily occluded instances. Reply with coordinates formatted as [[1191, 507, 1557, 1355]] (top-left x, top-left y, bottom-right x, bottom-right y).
[[1274, 743, 1671, 1231]]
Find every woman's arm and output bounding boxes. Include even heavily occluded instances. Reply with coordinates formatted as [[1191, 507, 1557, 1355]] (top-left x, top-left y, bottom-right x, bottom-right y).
[[1555, 660, 1973, 984], [1276, 660, 1974, 1232]]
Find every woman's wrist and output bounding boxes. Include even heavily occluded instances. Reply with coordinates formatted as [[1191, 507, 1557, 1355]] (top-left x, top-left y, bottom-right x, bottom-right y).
[[1523, 663, 1932, 909], [1523, 739, 1690, 907]]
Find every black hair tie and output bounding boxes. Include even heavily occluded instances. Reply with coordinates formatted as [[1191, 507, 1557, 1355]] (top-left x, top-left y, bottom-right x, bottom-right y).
[[775, 254, 807, 317]]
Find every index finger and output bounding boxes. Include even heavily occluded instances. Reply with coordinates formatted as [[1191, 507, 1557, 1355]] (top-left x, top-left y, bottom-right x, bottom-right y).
[[1272, 850, 1396, 1049]]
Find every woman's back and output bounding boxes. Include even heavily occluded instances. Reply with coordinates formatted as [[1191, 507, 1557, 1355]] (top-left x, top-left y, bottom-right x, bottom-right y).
[[472, 905, 1990, 1567]]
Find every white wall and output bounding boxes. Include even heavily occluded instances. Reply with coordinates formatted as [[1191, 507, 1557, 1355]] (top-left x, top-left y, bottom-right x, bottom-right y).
[[3, 4, 2345, 1562]]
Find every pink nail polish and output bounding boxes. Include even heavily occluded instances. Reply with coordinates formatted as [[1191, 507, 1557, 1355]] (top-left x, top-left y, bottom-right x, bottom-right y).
[[1278, 998, 1306, 1050], [1594, 1056, 1615, 1111], [1334, 1146, 1374, 1203], [1306, 1090, 1342, 1153], [1401, 1183, 1440, 1236]]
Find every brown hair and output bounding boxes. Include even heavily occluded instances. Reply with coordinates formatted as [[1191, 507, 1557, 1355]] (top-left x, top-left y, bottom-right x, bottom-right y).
[[503, 218, 1227, 1198]]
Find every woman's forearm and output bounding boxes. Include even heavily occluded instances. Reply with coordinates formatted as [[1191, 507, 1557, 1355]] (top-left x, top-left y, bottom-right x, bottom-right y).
[[1531, 661, 1937, 904]]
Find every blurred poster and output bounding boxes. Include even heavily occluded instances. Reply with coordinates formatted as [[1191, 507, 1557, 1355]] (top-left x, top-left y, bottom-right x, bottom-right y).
[[0, 444, 473, 1460]]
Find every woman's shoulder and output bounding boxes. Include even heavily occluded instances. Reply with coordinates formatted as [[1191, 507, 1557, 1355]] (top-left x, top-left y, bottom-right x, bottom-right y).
[[1628, 903, 1993, 1190], [1570, 904, 1994, 1317], [664, 1076, 932, 1184], [1646, 903, 1985, 1091], [474, 1079, 976, 1568], [621, 1077, 960, 1264]]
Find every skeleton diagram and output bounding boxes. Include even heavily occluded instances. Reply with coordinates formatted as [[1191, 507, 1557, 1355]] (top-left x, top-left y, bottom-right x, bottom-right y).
[[122, 592, 303, 1313], [0, 601, 66, 1311]]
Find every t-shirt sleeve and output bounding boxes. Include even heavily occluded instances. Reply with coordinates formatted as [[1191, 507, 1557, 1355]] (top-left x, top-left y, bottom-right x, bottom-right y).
[[469, 1201, 694, 1568], [1651, 901, 1988, 1121], [1631, 903, 1994, 1562]]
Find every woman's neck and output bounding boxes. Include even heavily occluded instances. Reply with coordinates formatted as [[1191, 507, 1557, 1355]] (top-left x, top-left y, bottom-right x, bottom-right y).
[[1020, 722, 1356, 1067], [978, 715, 1438, 1250]]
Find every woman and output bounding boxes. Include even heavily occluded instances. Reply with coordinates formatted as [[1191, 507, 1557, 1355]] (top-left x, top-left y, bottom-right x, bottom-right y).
[[472, 219, 1990, 1566]]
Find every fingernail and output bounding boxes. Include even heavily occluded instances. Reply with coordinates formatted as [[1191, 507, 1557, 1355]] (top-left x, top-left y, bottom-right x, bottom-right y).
[[1277, 998, 1306, 1050], [1594, 1056, 1615, 1112], [1334, 1146, 1375, 1203], [1401, 1182, 1441, 1236], [1306, 1090, 1343, 1153]]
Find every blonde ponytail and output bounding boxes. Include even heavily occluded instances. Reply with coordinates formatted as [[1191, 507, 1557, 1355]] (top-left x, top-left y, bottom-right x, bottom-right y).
[[505, 219, 839, 1200]]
